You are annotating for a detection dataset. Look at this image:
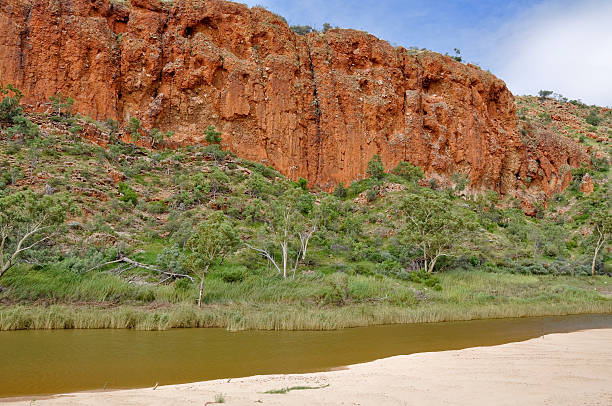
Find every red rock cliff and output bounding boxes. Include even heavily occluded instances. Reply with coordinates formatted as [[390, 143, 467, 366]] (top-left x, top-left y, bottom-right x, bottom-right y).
[[0, 0, 586, 197]]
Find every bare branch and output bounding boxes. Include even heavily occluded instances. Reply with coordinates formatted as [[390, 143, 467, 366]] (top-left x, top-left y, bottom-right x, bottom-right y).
[[13, 235, 51, 257], [245, 243, 282, 274], [89, 256, 194, 282], [87, 258, 125, 273]]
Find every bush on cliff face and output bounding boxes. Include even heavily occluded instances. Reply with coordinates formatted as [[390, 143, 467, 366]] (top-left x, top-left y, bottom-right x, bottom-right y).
[[538, 90, 553, 100], [150, 128, 174, 148], [204, 125, 222, 145], [49, 92, 74, 117], [118, 182, 138, 206], [391, 162, 423, 184], [290, 25, 314, 35], [366, 155, 385, 180], [333, 182, 348, 198], [366, 187, 378, 202], [0, 85, 39, 139], [585, 111, 601, 126], [0, 85, 24, 124], [127, 117, 141, 143]]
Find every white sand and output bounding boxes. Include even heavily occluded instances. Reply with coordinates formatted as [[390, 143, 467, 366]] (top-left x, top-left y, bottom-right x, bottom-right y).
[[5, 328, 612, 406]]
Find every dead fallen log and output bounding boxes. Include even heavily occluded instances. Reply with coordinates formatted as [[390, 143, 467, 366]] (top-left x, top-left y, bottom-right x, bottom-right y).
[[88, 256, 194, 282]]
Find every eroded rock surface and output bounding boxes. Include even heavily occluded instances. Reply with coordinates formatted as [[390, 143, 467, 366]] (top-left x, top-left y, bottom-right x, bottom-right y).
[[0, 0, 588, 199]]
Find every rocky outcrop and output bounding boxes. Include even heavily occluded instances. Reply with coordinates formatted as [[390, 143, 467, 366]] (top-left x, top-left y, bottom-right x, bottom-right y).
[[0, 0, 587, 199], [579, 173, 594, 195]]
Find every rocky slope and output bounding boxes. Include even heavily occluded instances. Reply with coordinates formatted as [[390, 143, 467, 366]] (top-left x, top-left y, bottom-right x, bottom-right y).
[[0, 0, 588, 200]]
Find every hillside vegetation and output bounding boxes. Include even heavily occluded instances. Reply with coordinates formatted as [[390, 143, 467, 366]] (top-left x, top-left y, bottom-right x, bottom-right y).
[[0, 87, 610, 330]]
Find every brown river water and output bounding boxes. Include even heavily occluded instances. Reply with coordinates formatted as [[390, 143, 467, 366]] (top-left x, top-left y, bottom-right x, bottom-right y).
[[0, 313, 610, 398]]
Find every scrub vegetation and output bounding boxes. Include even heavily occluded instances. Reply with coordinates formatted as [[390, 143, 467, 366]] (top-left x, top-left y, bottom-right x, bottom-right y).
[[0, 89, 610, 331]]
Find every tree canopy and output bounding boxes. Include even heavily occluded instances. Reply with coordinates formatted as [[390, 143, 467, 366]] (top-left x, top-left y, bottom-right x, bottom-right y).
[[397, 190, 476, 273], [0, 190, 72, 278], [185, 212, 239, 307]]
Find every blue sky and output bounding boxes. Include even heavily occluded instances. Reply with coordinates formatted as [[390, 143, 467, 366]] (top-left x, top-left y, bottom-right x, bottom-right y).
[[241, 0, 612, 106]]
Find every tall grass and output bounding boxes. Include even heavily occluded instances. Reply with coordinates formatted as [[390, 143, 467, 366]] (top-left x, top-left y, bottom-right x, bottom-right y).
[[1, 300, 610, 331], [1, 267, 610, 331], [0, 265, 417, 306]]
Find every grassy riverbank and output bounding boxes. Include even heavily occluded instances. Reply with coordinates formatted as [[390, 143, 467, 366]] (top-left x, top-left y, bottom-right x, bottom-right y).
[[1, 271, 610, 331]]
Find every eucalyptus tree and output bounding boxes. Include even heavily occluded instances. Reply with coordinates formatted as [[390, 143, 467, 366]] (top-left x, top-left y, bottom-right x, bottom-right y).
[[398, 190, 475, 273], [245, 188, 318, 279], [185, 212, 239, 308], [150, 128, 173, 148], [0, 190, 71, 278], [590, 209, 611, 276]]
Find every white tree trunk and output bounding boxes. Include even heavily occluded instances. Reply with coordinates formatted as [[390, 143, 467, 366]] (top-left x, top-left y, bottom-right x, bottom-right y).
[[245, 244, 282, 275], [281, 241, 288, 279], [428, 253, 441, 274], [198, 278, 205, 309], [592, 235, 604, 277], [0, 222, 49, 279], [299, 226, 316, 261]]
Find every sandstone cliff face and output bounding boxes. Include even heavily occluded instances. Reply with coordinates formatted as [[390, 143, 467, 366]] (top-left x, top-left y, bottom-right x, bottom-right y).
[[0, 0, 587, 199]]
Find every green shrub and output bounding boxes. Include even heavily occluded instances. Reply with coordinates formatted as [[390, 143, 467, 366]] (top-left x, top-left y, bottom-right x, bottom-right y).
[[450, 48, 462, 62], [366, 154, 385, 179], [127, 117, 141, 142], [350, 242, 383, 262], [347, 181, 363, 198], [49, 92, 74, 116], [297, 177, 308, 190], [570, 99, 586, 107], [0, 85, 40, 138], [118, 182, 138, 205], [174, 277, 191, 292], [538, 90, 553, 100], [209, 265, 248, 283], [146, 200, 167, 214], [333, 182, 347, 198], [296, 191, 315, 214], [353, 263, 375, 276], [451, 172, 469, 191], [251, 162, 278, 179], [366, 187, 378, 202], [155, 245, 186, 277], [391, 161, 423, 183], [150, 128, 173, 148], [585, 111, 601, 126], [511, 260, 553, 275], [375, 260, 401, 275], [290, 25, 315, 35], [0, 85, 24, 123], [539, 112, 552, 124], [203, 144, 229, 163], [405, 270, 441, 290], [204, 125, 222, 144], [323, 272, 349, 304], [4, 115, 40, 138]]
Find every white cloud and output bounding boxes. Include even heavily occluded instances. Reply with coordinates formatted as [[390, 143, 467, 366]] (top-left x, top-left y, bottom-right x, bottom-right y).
[[491, 0, 612, 106]]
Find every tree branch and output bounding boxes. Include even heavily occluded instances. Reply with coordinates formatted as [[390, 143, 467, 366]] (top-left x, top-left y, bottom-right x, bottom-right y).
[[89, 256, 194, 282], [245, 243, 282, 274]]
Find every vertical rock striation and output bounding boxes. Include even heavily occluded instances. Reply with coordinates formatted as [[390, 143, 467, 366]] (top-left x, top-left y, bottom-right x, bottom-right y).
[[0, 0, 587, 200]]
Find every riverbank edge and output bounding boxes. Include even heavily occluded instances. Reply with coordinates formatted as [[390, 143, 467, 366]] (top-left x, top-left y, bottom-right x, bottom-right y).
[[1, 301, 611, 331]]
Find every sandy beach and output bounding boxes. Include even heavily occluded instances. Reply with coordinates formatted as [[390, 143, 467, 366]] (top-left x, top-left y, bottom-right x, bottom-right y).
[[5, 328, 611, 406]]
